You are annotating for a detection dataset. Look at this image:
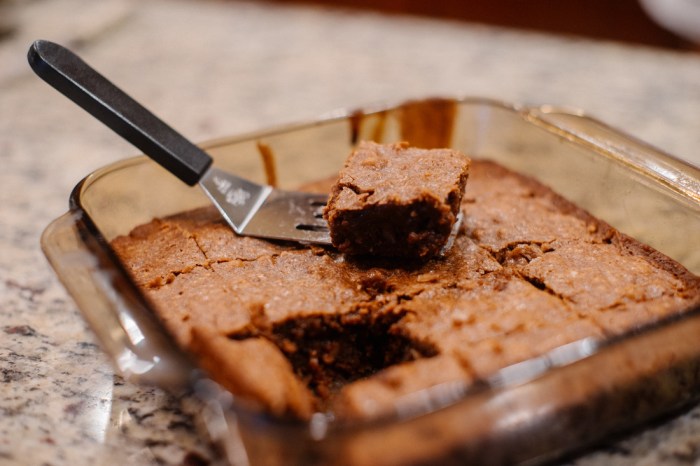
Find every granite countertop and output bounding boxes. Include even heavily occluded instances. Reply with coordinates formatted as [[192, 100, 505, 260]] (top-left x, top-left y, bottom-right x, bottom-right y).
[[2, 0, 700, 464]]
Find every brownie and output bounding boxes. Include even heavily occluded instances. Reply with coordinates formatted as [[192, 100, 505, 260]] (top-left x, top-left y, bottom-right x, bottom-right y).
[[324, 141, 470, 259], [110, 159, 700, 421]]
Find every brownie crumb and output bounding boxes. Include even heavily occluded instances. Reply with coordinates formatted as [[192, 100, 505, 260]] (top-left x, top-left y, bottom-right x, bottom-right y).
[[324, 141, 470, 259]]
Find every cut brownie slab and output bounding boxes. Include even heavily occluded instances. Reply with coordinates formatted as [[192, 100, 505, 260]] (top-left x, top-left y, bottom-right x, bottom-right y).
[[110, 160, 700, 421], [324, 141, 470, 259]]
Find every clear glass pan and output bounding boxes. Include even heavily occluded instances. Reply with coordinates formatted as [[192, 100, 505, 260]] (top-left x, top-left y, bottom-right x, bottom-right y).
[[42, 97, 700, 466]]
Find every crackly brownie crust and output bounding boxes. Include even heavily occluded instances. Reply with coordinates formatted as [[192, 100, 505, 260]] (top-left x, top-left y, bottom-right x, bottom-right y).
[[324, 141, 470, 259], [110, 159, 700, 420]]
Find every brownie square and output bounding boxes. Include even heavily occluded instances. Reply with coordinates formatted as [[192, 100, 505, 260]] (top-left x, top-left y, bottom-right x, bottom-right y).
[[324, 141, 470, 259]]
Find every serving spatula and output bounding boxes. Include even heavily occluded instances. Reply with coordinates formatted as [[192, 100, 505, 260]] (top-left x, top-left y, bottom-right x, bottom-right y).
[[28, 40, 331, 244]]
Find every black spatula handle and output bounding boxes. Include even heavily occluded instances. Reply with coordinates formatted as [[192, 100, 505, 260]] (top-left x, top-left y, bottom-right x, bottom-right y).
[[28, 40, 212, 186]]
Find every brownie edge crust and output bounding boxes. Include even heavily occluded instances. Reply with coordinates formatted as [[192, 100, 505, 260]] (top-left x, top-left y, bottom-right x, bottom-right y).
[[324, 141, 470, 259]]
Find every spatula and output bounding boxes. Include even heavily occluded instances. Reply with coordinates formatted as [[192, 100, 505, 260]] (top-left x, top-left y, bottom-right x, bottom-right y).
[[28, 40, 331, 244]]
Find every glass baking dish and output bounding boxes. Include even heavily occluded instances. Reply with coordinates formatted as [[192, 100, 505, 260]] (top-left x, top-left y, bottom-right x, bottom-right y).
[[42, 97, 700, 466]]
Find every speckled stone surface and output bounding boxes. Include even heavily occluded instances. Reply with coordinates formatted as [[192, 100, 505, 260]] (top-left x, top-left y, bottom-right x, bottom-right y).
[[1, 0, 700, 464]]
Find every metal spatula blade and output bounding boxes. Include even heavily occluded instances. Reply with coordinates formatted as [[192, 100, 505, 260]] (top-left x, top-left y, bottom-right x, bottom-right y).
[[28, 40, 331, 244], [199, 167, 329, 243]]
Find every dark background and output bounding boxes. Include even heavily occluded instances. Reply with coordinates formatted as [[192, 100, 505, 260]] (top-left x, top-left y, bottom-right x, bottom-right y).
[[267, 0, 696, 50]]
